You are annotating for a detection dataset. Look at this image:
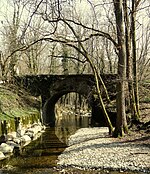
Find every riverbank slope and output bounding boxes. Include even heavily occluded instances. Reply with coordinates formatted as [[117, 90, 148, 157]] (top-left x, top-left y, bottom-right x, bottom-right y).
[[0, 83, 40, 121]]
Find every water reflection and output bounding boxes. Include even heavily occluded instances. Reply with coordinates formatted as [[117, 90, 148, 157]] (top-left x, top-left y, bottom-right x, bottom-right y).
[[0, 112, 143, 174], [55, 113, 90, 144], [5, 128, 67, 168], [0, 112, 90, 174]]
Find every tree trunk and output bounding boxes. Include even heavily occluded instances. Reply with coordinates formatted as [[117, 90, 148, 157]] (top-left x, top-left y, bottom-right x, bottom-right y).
[[131, 0, 140, 119], [113, 0, 128, 137], [63, 19, 114, 133], [87, 55, 114, 133], [123, 0, 139, 122]]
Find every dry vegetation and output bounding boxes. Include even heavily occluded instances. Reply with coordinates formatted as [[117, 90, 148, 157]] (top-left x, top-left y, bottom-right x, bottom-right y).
[[119, 84, 150, 146]]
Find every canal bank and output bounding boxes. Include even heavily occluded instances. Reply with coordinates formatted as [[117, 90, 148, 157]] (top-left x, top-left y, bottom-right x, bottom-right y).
[[0, 83, 42, 160], [0, 83, 149, 174], [0, 112, 149, 174], [0, 115, 149, 174], [0, 83, 41, 134], [57, 127, 150, 173], [0, 112, 91, 174]]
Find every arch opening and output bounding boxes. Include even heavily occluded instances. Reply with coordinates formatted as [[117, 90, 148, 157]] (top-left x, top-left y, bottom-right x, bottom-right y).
[[42, 91, 92, 126], [56, 92, 91, 117]]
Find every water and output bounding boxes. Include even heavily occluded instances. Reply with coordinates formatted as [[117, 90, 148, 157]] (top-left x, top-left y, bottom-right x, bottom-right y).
[[0, 114, 92, 173], [0, 113, 144, 174]]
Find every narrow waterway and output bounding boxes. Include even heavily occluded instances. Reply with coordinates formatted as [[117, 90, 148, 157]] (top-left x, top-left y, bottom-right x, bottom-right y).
[[0, 113, 92, 174], [0, 113, 143, 174]]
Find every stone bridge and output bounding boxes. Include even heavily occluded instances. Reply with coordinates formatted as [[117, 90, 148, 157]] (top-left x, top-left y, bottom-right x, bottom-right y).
[[14, 74, 117, 126]]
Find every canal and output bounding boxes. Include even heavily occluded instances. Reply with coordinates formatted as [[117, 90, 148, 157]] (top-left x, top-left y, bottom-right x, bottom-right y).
[[0, 112, 93, 173], [0, 111, 143, 174]]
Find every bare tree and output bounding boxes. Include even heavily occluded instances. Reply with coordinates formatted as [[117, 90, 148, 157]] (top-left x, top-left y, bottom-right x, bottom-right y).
[[21, 17, 48, 75], [113, 0, 128, 137], [123, 0, 140, 123], [0, 0, 27, 78], [1, 0, 149, 136], [138, 22, 150, 81], [130, 0, 141, 119]]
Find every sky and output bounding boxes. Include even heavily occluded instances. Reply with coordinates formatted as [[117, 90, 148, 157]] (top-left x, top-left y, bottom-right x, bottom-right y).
[[0, 0, 9, 19], [0, 0, 149, 36]]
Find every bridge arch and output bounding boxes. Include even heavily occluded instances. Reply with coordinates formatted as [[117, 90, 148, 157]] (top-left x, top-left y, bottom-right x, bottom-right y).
[[42, 77, 94, 125], [13, 74, 117, 126]]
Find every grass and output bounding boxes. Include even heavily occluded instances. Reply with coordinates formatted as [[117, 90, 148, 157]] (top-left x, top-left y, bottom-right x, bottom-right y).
[[0, 84, 40, 121]]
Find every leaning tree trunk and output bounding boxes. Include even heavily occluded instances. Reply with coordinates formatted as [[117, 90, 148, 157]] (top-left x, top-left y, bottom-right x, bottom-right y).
[[113, 0, 128, 137], [63, 19, 114, 133], [78, 45, 114, 133], [80, 46, 113, 133], [80, 48, 114, 133]]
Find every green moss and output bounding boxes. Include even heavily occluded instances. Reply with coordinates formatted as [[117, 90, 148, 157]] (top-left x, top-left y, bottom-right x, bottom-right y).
[[0, 112, 13, 120], [143, 97, 150, 103], [0, 84, 40, 121]]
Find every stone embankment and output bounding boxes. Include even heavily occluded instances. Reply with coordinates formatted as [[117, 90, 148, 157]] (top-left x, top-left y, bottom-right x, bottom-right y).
[[57, 127, 150, 173], [0, 121, 45, 160]]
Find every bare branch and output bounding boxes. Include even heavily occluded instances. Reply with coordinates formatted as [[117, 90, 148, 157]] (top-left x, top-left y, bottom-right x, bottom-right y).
[[40, 15, 118, 48], [48, 55, 87, 63]]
